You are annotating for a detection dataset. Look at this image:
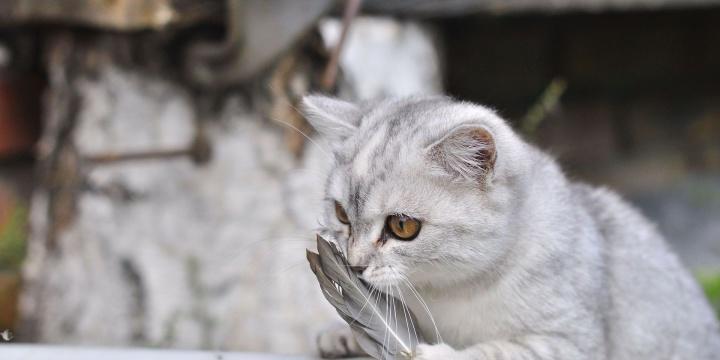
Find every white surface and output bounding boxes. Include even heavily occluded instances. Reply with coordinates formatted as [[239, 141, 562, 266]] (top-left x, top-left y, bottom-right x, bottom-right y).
[[321, 17, 442, 100], [24, 64, 337, 352], [0, 345, 311, 360]]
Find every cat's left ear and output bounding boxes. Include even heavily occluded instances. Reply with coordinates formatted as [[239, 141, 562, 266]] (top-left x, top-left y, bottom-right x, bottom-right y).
[[426, 124, 497, 183], [301, 95, 362, 141]]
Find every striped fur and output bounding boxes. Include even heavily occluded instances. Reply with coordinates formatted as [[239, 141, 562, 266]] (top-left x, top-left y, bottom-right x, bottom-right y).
[[303, 95, 720, 360]]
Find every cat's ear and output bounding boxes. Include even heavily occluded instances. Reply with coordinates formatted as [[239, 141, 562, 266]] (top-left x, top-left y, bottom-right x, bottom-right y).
[[301, 95, 361, 141], [426, 125, 497, 183]]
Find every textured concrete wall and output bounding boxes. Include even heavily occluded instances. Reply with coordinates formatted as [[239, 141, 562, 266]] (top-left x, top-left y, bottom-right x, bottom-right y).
[[21, 18, 442, 354]]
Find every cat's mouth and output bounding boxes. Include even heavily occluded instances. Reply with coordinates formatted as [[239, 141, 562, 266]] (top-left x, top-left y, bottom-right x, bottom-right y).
[[361, 265, 402, 288]]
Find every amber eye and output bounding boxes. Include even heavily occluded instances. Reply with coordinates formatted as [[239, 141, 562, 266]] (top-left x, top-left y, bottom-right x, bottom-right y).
[[335, 201, 350, 225], [386, 215, 421, 240]]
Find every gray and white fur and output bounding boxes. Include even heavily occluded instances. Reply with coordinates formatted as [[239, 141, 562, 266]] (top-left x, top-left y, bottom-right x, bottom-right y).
[[303, 95, 720, 360]]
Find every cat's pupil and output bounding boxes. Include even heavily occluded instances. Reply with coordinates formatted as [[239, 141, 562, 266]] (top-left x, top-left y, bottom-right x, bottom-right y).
[[387, 214, 421, 240], [335, 201, 349, 225]]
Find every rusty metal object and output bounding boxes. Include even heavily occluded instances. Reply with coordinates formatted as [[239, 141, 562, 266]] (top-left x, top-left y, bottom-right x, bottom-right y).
[[321, 0, 362, 91], [0, 0, 221, 31], [1, 0, 335, 87], [33, 34, 85, 251], [268, 54, 315, 158], [265, 29, 330, 158], [0, 74, 43, 159], [83, 129, 212, 165]]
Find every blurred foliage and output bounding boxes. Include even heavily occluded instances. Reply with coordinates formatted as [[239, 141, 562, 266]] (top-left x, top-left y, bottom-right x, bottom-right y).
[[698, 272, 720, 319], [521, 77, 567, 137], [0, 203, 27, 272]]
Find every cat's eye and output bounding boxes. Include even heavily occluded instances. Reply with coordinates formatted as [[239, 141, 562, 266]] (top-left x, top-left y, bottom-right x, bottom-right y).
[[386, 215, 421, 240], [335, 201, 350, 225]]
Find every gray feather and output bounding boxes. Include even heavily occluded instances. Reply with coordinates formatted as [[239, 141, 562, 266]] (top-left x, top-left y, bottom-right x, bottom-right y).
[[307, 235, 424, 360]]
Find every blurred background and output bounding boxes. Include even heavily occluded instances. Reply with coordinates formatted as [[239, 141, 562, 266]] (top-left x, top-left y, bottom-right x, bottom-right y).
[[0, 0, 718, 355]]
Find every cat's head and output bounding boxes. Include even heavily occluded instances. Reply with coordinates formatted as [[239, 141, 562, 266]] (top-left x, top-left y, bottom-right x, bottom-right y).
[[303, 95, 529, 290]]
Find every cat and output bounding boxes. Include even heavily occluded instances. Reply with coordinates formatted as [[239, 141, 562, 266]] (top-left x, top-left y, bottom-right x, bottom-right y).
[[302, 95, 720, 359]]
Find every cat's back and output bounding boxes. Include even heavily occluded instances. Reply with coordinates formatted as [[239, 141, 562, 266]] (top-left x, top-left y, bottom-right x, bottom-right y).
[[572, 183, 720, 359]]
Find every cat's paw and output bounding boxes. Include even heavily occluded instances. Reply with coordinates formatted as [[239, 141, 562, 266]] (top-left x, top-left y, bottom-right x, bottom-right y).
[[316, 324, 366, 358], [414, 343, 462, 360]]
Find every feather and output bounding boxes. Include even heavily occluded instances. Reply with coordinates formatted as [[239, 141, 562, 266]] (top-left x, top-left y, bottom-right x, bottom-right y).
[[307, 235, 424, 359]]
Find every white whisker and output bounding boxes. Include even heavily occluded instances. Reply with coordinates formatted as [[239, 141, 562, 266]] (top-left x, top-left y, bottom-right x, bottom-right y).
[[401, 275, 443, 344], [268, 115, 332, 161], [392, 269, 419, 348]]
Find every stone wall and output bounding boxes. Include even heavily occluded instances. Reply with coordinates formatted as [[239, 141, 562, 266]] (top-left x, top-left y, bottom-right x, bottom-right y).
[[20, 19, 442, 353]]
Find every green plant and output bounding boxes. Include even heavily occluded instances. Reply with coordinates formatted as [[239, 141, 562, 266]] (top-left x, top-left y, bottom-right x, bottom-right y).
[[0, 204, 27, 272], [697, 271, 720, 319]]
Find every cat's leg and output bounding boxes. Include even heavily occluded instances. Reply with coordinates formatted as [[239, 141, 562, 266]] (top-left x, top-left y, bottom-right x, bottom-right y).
[[414, 335, 592, 360], [316, 323, 367, 358]]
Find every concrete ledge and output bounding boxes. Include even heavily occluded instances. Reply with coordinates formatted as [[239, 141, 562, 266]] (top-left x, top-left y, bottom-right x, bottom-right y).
[[0, 344, 312, 360]]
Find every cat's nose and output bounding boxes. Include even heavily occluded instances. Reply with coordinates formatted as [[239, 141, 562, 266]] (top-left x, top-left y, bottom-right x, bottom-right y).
[[350, 265, 367, 274]]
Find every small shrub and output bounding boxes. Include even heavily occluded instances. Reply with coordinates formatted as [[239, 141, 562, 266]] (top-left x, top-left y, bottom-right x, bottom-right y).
[[698, 272, 720, 319], [0, 204, 27, 272]]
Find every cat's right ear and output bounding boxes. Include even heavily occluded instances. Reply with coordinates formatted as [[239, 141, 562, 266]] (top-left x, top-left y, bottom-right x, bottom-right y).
[[301, 95, 361, 141], [426, 124, 497, 184]]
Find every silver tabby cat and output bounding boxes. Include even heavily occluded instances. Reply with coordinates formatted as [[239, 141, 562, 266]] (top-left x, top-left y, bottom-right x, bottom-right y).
[[302, 95, 720, 359]]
